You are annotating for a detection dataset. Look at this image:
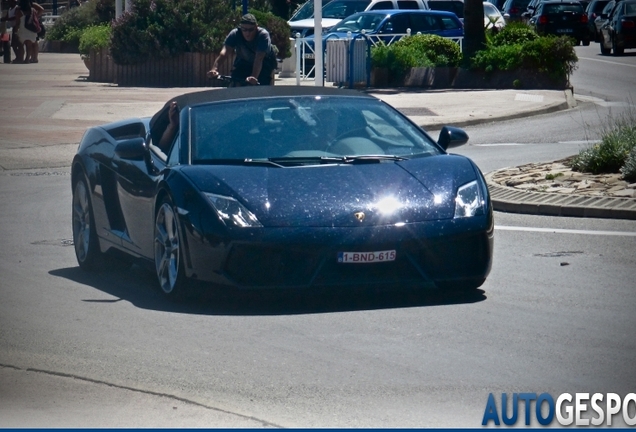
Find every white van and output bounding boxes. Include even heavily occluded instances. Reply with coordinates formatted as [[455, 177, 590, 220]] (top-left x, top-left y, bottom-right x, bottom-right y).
[[289, 0, 430, 36]]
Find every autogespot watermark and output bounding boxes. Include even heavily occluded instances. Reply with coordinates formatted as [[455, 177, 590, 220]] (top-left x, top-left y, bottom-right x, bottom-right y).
[[482, 393, 636, 426]]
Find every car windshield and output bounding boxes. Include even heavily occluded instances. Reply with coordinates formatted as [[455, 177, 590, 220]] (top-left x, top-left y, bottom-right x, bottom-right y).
[[333, 12, 386, 31], [189, 96, 443, 164]]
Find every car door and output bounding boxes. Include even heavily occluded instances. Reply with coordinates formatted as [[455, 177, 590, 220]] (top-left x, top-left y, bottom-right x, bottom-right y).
[[112, 138, 165, 259]]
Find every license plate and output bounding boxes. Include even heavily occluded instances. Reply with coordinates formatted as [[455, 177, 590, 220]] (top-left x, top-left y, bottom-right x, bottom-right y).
[[338, 250, 396, 264], [303, 53, 315, 59], [556, 28, 573, 33]]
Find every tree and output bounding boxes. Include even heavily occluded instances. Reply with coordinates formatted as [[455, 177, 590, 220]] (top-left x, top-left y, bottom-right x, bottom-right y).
[[462, 0, 486, 66]]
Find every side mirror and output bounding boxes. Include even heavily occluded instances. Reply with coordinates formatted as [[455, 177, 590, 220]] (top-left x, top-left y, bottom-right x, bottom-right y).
[[438, 126, 469, 150], [115, 137, 148, 160]]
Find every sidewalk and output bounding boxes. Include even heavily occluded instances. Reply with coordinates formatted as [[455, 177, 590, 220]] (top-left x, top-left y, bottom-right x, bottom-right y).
[[0, 52, 634, 219]]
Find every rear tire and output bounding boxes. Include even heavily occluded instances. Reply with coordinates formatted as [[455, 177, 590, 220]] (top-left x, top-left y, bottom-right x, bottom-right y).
[[72, 176, 104, 270], [154, 196, 188, 298]]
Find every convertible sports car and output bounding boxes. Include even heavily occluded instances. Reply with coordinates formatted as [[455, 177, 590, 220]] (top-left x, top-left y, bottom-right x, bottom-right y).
[[71, 86, 493, 298]]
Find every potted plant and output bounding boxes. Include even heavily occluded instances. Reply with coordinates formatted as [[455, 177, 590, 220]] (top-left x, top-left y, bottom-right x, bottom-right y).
[[78, 24, 111, 70]]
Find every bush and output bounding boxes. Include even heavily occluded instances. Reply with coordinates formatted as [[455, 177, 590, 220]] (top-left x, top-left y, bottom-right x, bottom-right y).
[[393, 34, 462, 67], [46, 0, 114, 43], [621, 146, 636, 181], [471, 33, 577, 81], [110, 0, 291, 65], [78, 24, 111, 55], [490, 22, 538, 47], [570, 110, 636, 177], [371, 34, 462, 80]]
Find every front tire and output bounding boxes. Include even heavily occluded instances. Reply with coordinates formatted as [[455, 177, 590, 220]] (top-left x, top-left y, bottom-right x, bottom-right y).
[[154, 197, 187, 297], [72, 176, 103, 270]]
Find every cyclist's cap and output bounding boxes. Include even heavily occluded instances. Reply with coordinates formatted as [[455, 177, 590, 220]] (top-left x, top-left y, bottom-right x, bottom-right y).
[[240, 13, 257, 25]]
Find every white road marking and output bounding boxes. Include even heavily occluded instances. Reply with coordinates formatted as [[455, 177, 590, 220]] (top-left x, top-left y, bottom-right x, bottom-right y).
[[473, 143, 526, 146], [495, 225, 636, 236], [515, 93, 544, 102], [577, 56, 636, 68], [558, 140, 601, 145]]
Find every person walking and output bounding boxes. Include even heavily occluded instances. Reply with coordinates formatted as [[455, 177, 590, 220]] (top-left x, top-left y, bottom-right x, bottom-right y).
[[206, 13, 277, 86], [13, 0, 43, 63]]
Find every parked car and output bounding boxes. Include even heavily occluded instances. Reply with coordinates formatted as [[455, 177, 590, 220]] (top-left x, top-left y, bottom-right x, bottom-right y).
[[486, 0, 507, 11], [585, 0, 611, 40], [527, 0, 591, 44], [484, 1, 507, 29], [501, 0, 533, 22], [71, 86, 493, 297], [427, 0, 465, 19], [289, 0, 429, 37], [599, 0, 636, 54], [299, 9, 463, 75]]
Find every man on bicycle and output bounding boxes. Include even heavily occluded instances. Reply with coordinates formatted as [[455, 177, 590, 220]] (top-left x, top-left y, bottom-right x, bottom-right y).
[[207, 14, 277, 86]]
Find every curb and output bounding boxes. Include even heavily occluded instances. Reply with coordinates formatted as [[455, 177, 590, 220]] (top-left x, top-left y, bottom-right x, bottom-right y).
[[484, 171, 636, 220], [419, 89, 575, 129]]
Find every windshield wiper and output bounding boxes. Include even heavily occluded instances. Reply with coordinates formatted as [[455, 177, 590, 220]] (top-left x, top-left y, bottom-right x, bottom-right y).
[[193, 158, 284, 167], [320, 155, 408, 163]]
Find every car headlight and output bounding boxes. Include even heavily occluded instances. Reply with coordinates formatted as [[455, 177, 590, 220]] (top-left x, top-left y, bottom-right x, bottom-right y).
[[204, 193, 262, 228], [454, 180, 485, 218]]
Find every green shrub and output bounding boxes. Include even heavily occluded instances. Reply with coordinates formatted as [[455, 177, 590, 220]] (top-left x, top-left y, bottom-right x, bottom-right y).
[[621, 146, 636, 181], [370, 34, 461, 80], [570, 113, 636, 175], [471, 34, 577, 81], [46, 0, 114, 42], [393, 34, 462, 67], [78, 25, 111, 55], [110, 0, 290, 65], [490, 22, 538, 46]]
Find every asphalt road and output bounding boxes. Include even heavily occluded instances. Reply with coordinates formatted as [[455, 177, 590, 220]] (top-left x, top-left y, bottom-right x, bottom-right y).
[[1, 46, 635, 427]]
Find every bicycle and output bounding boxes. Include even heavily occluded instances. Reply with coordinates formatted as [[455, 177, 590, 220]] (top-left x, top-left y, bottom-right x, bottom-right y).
[[213, 74, 260, 87]]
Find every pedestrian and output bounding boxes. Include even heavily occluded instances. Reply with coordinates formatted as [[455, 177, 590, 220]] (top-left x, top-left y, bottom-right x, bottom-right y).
[[0, 0, 17, 63], [207, 13, 278, 86], [0, 0, 11, 63], [13, 0, 43, 63]]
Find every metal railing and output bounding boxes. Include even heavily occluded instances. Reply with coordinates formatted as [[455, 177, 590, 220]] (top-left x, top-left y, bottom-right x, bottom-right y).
[[293, 31, 464, 85]]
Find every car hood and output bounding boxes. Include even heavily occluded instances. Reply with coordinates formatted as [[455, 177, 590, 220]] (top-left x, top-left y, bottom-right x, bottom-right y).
[[180, 155, 478, 227]]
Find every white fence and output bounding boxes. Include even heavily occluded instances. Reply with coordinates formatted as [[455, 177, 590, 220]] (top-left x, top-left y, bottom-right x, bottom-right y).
[[293, 31, 464, 87]]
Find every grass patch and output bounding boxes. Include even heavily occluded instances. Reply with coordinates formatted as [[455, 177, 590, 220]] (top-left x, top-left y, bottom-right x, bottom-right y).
[[570, 105, 636, 181]]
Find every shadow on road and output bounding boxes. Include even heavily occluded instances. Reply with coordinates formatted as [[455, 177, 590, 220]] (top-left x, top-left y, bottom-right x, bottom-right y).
[[50, 264, 486, 316]]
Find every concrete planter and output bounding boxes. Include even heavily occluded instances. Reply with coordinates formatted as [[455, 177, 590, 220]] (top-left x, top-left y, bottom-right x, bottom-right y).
[[403, 67, 458, 88]]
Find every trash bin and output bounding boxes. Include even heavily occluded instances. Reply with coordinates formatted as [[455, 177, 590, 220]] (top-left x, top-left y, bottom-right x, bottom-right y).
[[325, 38, 367, 85]]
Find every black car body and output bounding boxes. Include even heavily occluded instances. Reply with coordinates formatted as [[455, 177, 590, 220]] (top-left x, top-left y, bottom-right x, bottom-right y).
[[528, 0, 591, 44], [71, 86, 493, 298], [599, 0, 636, 54]]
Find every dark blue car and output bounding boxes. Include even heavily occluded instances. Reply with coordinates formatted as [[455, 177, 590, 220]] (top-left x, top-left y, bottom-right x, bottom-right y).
[[71, 86, 492, 298], [308, 9, 464, 43]]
